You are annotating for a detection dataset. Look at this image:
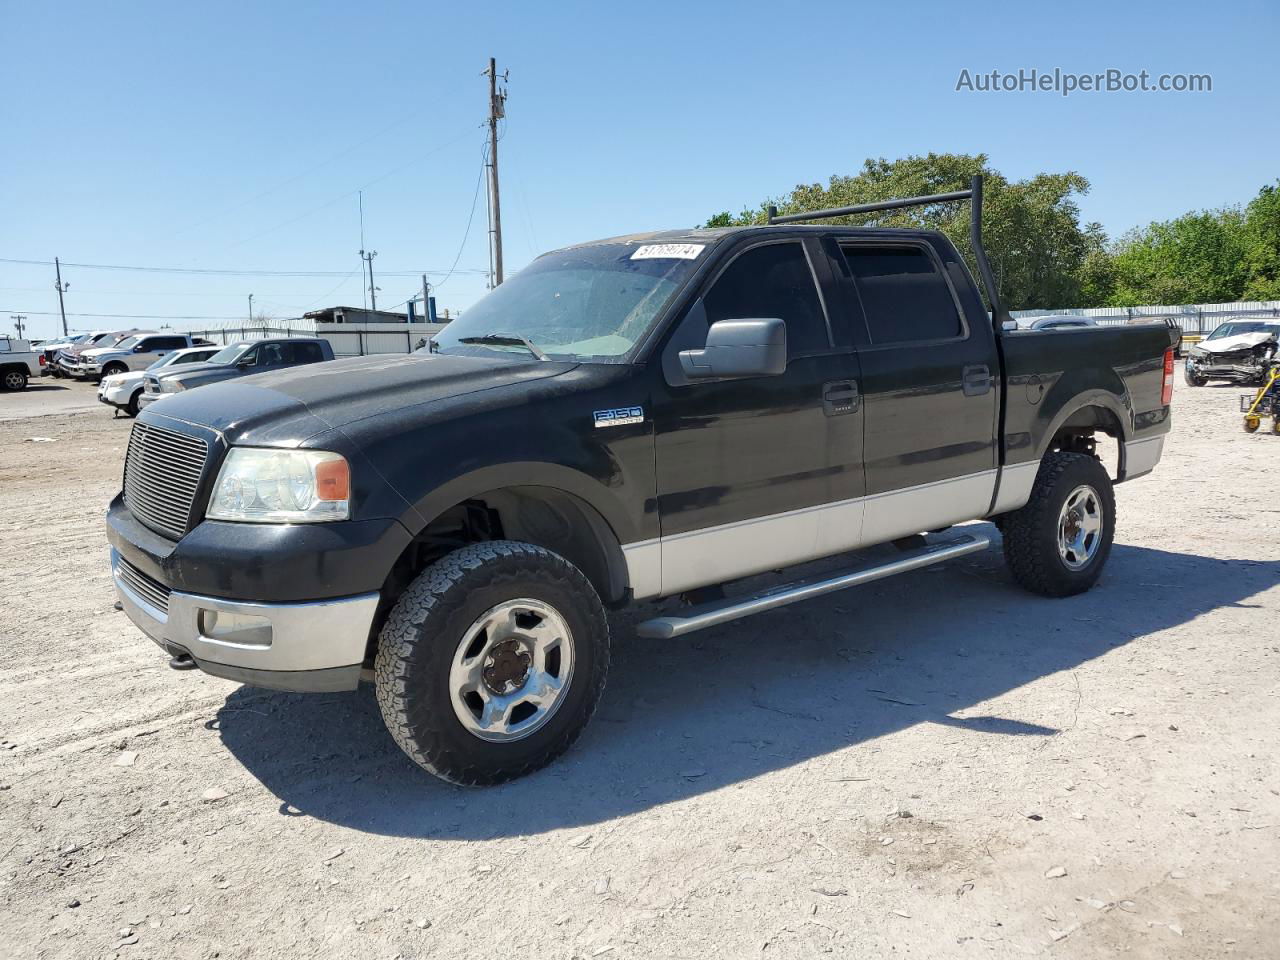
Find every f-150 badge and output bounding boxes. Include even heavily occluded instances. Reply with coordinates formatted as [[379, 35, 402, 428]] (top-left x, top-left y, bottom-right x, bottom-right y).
[[594, 406, 644, 428]]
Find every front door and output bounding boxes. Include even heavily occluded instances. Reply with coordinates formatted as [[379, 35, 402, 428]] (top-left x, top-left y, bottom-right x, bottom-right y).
[[651, 238, 864, 595], [832, 238, 998, 544]]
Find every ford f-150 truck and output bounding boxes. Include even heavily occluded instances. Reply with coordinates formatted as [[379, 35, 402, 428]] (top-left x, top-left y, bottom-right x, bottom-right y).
[[105, 179, 1174, 785]]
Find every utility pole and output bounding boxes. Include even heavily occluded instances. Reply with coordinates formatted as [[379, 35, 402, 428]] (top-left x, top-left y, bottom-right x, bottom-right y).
[[53, 258, 70, 337], [485, 57, 507, 287], [11, 315, 28, 339], [248, 293, 254, 324], [421, 274, 431, 322], [360, 249, 378, 311]]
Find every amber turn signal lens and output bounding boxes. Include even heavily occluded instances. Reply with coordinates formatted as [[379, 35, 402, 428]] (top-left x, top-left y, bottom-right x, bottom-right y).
[[315, 457, 350, 502]]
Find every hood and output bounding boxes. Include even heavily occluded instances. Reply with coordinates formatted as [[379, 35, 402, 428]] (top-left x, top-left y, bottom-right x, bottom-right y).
[[160, 359, 238, 381], [1199, 331, 1278, 354], [145, 352, 575, 442], [81, 346, 125, 360], [102, 370, 146, 387]]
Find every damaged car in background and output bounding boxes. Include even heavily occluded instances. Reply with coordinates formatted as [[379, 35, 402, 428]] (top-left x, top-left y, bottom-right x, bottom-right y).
[[1184, 320, 1280, 386]]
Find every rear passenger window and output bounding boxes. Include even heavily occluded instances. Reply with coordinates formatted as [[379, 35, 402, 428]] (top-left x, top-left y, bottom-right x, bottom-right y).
[[703, 242, 831, 358], [841, 245, 963, 343], [288, 342, 324, 363]]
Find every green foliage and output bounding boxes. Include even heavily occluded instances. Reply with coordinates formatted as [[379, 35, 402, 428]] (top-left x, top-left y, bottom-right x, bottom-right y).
[[704, 153, 1097, 311], [707, 158, 1280, 310]]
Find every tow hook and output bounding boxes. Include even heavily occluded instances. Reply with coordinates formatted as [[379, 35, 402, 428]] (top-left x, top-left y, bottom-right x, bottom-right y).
[[168, 654, 198, 671]]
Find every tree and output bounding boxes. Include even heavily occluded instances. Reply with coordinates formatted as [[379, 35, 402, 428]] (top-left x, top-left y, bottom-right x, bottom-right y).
[[1106, 209, 1249, 306], [1242, 182, 1280, 301], [704, 153, 1100, 311]]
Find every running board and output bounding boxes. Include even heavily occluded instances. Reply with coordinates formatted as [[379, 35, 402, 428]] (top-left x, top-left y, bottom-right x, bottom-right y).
[[634, 533, 991, 640]]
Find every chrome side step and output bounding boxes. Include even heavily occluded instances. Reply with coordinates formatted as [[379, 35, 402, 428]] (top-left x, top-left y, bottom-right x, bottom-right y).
[[634, 533, 990, 640]]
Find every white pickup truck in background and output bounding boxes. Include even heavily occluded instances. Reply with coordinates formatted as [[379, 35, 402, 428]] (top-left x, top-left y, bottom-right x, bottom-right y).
[[0, 338, 42, 390]]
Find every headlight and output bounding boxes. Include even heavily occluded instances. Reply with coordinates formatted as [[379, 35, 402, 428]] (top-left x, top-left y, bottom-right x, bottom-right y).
[[207, 448, 350, 523], [160, 379, 186, 393]]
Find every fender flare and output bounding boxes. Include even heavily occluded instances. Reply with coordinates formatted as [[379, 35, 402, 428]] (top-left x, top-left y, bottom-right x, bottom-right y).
[[1034, 389, 1133, 461]]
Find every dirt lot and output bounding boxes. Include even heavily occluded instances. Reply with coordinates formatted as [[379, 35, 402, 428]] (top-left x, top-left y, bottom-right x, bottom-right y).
[[2, 377, 1277, 959]]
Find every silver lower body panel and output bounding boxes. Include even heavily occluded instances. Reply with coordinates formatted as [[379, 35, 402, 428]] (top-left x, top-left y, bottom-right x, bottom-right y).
[[110, 548, 378, 692]]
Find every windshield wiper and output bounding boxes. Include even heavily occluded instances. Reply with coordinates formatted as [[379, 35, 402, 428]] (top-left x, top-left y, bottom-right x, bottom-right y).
[[457, 333, 550, 361]]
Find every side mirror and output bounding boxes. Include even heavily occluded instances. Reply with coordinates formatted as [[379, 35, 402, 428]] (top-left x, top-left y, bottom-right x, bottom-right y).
[[679, 318, 787, 380], [133, 345, 147, 353]]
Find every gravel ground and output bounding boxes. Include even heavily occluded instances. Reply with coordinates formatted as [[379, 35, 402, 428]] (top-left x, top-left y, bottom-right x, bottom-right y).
[[1, 377, 1277, 959]]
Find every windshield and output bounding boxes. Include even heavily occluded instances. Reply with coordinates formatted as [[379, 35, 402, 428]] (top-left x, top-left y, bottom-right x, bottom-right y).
[[1207, 321, 1276, 339], [207, 343, 251, 364], [428, 242, 705, 362], [112, 336, 140, 350]]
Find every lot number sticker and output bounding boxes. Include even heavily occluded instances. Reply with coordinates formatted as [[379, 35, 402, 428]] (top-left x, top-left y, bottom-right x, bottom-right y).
[[630, 244, 705, 260]]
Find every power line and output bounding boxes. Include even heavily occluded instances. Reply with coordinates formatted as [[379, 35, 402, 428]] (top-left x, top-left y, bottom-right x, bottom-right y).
[[0, 308, 303, 321], [0, 258, 486, 278], [432, 145, 489, 293]]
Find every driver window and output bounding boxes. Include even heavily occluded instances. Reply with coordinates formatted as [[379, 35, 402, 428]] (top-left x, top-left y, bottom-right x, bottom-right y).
[[702, 242, 832, 359]]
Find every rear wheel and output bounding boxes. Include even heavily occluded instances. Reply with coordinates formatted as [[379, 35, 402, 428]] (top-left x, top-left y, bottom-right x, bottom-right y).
[[2, 368, 28, 391], [374, 541, 609, 785], [1002, 452, 1115, 597]]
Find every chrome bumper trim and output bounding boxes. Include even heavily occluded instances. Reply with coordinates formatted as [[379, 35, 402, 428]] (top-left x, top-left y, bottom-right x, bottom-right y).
[[110, 547, 378, 680]]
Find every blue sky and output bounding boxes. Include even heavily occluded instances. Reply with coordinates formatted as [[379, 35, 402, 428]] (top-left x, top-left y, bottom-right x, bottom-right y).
[[3, 0, 1276, 340]]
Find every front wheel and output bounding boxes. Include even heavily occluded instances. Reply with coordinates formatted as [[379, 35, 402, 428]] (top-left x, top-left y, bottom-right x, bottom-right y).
[[125, 389, 142, 417], [1002, 452, 1116, 598], [1184, 369, 1207, 387], [374, 541, 610, 785], [102, 362, 128, 378]]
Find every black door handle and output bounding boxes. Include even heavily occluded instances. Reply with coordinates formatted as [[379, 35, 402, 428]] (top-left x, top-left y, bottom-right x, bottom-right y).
[[962, 365, 992, 397], [822, 380, 859, 415]]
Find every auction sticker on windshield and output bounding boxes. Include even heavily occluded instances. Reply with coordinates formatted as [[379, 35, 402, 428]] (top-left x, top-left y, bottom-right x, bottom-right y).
[[630, 244, 705, 260]]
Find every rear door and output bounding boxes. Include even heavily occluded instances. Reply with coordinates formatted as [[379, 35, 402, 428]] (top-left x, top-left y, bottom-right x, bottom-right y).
[[651, 237, 865, 595], [831, 238, 998, 544], [133, 335, 188, 368]]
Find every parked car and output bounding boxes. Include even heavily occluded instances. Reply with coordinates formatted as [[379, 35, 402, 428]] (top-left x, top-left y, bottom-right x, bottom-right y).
[[1017, 314, 1099, 331], [38, 332, 103, 375], [98, 345, 222, 416], [56, 330, 154, 376], [74, 333, 210, 381], [1184, 320, 1280, 386], [136, 337, 334, 410], [107, 178, 1173, 786], [0, 337, 43, 390]]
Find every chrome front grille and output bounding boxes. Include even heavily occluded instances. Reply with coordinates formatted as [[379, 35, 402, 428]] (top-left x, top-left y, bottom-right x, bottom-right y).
[[116, 555, 171, 614], [123, 421, 209, 539]]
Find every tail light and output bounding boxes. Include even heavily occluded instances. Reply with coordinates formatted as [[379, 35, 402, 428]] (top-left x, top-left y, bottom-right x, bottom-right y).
[[1161, 347, 1174, 405], [38, 355, 46, 366]]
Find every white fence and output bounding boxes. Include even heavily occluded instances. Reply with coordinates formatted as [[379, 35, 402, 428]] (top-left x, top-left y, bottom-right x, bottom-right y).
[[1011, 300, 1280, 334]]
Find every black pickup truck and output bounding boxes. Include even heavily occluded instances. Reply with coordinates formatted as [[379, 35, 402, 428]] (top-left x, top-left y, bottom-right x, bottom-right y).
[[106, 179, 1174, 785]]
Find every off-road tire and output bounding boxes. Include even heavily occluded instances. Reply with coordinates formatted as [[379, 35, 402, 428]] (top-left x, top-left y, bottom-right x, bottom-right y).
[[374, 540, 609, 786], [2, 368, 28, 391], [1002, 452, 1115, 598]]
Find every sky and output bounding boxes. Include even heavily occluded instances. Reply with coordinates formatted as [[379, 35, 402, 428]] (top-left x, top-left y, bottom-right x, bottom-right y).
[[3, 0, 1277, 342]]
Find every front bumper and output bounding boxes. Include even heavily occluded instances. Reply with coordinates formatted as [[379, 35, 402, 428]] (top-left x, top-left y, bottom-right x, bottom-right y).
[[110, 547, 378, 692]]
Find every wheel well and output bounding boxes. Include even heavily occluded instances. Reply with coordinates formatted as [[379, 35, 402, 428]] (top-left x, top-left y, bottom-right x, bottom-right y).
[[369, 486, 629, 661], [1047, 405, 1125, 479]]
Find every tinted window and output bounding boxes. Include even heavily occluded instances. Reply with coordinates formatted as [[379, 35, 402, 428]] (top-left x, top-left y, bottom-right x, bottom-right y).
[[151, 336, 188, 350], [287, 341, 325, 364], [842, 245, 962, 344], [703, 242, 830, 357], [257, 343, 286, 366]]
